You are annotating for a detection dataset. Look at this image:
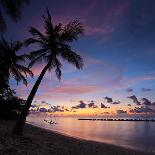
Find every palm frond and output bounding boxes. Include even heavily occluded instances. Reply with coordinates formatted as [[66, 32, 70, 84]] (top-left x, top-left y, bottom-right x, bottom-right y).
[[12, 41, 23, 51], [15, 64, 33, 77], [10, 67, 28, 86], [48, 57, 62, 80], [42, 8, 54, 38], [0, 0, 29, 22], [0, 36, 33, 86], [28, 52, 48, 68], [16, 54, 29, 62], [55, 67, 61, 80], [24, 38, 44, 46], [0, 10, 6, 32], [0, 0, 29, 31], [0, 36, 9, 49], [59, 46, 83, 69], [28, 48, 47, 60], [28, 27, 47, 41], [60, 19, 84, 42]]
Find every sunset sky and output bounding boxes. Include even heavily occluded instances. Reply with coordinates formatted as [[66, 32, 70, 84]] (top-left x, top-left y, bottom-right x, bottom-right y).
[[5, 0, 155, 116]]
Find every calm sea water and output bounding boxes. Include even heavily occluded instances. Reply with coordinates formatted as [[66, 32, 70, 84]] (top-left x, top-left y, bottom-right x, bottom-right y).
[[27, 114, 155, 153]]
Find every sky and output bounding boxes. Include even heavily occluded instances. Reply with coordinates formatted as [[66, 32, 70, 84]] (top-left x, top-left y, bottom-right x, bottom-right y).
[[5, 0, 155, 116]]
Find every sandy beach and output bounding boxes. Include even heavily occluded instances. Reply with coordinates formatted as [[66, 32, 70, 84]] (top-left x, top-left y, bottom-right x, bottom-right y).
[[0, 120, 154, 155]]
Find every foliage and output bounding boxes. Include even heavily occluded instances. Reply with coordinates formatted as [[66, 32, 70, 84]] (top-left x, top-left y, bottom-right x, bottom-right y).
[[0, 0, 29, 32], [0, 86, 25, 120], [25, 9, 84, 80], [0, 36, 33, 87]]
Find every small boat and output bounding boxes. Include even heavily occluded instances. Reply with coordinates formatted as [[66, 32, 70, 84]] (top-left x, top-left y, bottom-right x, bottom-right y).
[[44, 119, 57, 125]]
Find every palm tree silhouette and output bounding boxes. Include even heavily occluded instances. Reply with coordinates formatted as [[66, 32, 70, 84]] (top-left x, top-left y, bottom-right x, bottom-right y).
[[0, 36, 33, 88], [12, 9, 84, 135], [0, 0, 29, 32]]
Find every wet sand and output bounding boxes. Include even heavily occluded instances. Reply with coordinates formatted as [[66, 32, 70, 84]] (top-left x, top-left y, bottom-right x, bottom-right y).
[[0, 120, 154, 155]]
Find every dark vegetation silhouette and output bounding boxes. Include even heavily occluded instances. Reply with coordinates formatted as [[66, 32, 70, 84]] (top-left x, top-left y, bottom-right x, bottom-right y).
[[0, 0, 29, 32], [12, 9, 84, 135], [0, 1, 31, 121], [0, 86, 26, 120], [0, 36, 33, 87], [0, 37, 33, 120]]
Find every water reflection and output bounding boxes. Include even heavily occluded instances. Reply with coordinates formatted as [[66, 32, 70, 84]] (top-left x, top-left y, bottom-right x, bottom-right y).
[[27, 115, 155, 153]]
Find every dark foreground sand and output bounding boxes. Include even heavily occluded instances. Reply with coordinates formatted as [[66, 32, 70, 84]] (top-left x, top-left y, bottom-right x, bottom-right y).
[[0, 120, 154, 155]]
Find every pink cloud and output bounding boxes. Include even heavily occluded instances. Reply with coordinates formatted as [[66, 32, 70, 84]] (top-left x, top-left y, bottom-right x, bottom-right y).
[[83, 1, 129, 37], [121, 73, 155, 87], [52, 85, 101, 94]]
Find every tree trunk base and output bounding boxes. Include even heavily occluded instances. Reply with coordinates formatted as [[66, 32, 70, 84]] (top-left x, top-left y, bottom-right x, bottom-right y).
[[12, 118, 26, 135], [12, 128, 23, 135]]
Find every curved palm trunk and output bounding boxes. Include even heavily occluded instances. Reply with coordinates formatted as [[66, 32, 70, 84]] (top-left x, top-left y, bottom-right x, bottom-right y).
[[12, 62, 51, 135]]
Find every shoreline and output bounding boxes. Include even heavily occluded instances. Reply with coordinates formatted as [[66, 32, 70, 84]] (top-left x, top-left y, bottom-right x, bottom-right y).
[[0, 120, 154, 155], [26, 121, 148, 152]]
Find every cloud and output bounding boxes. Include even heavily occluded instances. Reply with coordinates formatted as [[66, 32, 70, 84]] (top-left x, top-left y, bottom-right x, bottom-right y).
[[88, 101, 98, 108], [101, 103, 110, 108], [141, 98, 152, 106], [141, 88, 152, 92], [123, 73, 155, 87], [49, 106, 65, 113], [104, 96, 121, 104], [112, 101, 121, 104], [52, 85, 101, 94], [39, 108, 48, 112], [41, 101, 48, 104], [84, 0, 129, 38], [128, 96, 155, 106], [104, 96, 113, 103], [29, 102, 72, 113], [102, 112, 111, 115], [128, 95, 141, 105], [117, 110, 127, 115], [72, 100, 87, 109], [129, 106, 155, 114], [48, 105, 71, 113], [126, 88, 133, 92], [152, 102, 155, 106]]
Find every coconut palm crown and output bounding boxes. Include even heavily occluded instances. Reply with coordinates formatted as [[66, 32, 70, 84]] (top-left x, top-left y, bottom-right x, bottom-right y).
[[25, 9, 84, 79], [0, 36, 33, 87]]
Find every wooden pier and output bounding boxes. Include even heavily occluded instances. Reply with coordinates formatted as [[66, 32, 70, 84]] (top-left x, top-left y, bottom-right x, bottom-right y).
[[78, 118, 155, 122]]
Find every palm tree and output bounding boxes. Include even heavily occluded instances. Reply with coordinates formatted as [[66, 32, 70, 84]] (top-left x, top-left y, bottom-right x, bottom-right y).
[[12, 9, 84, 135], [0, 0, 29, 32], [0, 36, 33, 88]]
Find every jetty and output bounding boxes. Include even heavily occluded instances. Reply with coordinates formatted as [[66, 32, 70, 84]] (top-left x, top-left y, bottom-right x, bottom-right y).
[[78, 118, 155, 122]]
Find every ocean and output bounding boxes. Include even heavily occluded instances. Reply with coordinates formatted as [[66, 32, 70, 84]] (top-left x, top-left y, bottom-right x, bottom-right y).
[[27, 114, 155, 153]]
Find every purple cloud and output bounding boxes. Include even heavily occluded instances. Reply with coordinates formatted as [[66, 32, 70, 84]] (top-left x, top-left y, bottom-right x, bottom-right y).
[[126, 88, 133, 92], [101, 103, 110, 108], [128, 95, 141, 105], [104, 96, 113, 103], [141, 98, 152, 106], [72, 100, 87, 109], [141, 88, 152, 92], [129, 107, 155, 114], [117, 110, 127, 115], [88, 101, 98, 108]]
